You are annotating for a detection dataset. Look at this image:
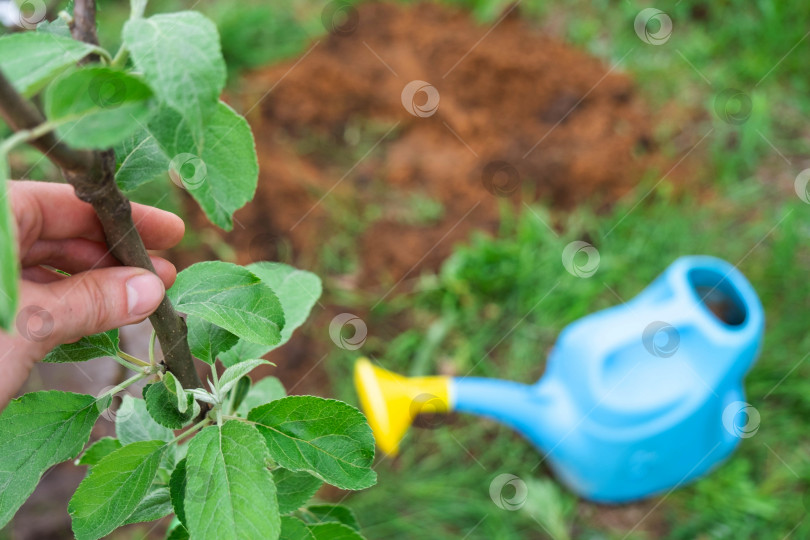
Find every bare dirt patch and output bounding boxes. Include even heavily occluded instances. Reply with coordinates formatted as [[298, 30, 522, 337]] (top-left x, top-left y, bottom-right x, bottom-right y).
[[186, 1, 669, 289]]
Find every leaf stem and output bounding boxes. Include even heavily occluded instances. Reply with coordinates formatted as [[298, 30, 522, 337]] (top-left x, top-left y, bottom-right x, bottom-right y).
[[94, 47, 114, 65], [167, 417, 212, 446], [111, 354, 142, 372], [148, 330, 157, 366], [226, 383, 238, 415], [211, 364, 220, 390], [99, 372, 148, 401], [209, 367, 225, 426], [118, 350, 150, 368], [0, 121, 63, 155], [221, 414, 255, 424], [111, 45, 129, 69]]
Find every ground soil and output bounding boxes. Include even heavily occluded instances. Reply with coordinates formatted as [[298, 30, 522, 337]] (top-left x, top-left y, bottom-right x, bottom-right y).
[[185, 1, 669, 287]]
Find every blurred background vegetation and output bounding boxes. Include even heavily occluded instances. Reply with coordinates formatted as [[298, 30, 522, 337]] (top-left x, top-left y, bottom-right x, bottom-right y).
[[3, 0, 810, 538]]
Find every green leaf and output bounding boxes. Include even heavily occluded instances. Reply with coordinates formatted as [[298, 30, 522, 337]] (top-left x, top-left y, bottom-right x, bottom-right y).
[[174, 441, 189, 464], [219, 339, 270, 369], [218, 359, 271, 395], [114, 130, 170, 191], [303, 505, 360, 531], [37, 17, 72, 38], [187, 388, 218, 406], [275, 469, 322, 514], [280, 516, 315, 540], [169, 458, 188, 527], [166, 524, 191, 540], [0, 33, 99, 96], [44, 67, 155, 149], [237, 377, 286, 416], [0, 391, 107, 527], [123, 11, 226, 146], [230, 376, 251, 413], [185, 422, 280, 540], [143, 382, 194, 429], [187, 315, 238, 365], [308, 523, 365, 540], [168, 261, 284, 346], [116, 395, 174, 445], [0, 154, 17, 331], [221, 263, 321, 367], [248, 263, 322, 344], [146, 101, 258, 229], [43, 329, 119, 363], [248, 396, 376, 491], [76, 437, 122, 467], [69, 440, 166, 540], [122, 486, 172, 526], [164, 372, 188, 414]]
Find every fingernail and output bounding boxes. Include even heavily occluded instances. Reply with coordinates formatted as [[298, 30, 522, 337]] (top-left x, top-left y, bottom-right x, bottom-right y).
[[126, 273, 165, 317]]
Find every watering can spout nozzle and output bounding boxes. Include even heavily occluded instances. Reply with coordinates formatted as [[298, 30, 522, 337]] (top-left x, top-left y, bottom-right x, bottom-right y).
[[354, 358, 452, 455]]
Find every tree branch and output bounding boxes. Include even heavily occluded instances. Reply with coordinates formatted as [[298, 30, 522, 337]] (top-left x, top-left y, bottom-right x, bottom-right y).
[[0, 6, 203, 391], [70, 0, 101, 55], [0, 76, 94, 174]]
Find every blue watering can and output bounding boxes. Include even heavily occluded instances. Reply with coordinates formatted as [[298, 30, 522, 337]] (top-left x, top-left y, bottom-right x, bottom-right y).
[[355, 256, 764, 502]]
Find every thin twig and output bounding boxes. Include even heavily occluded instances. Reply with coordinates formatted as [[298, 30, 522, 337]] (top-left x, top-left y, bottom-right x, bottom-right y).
[[99, 372, 149, 401]]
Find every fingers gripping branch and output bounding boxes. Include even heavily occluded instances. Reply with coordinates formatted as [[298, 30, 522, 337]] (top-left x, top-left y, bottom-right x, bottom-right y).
[[64, 154, 203, 391]]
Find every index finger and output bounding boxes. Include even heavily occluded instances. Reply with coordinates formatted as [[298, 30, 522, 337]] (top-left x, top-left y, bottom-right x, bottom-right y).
[[11, 181, 185, 251]]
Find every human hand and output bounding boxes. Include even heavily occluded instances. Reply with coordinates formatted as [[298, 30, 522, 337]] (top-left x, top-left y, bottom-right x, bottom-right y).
[[0, 181, 185, 408]]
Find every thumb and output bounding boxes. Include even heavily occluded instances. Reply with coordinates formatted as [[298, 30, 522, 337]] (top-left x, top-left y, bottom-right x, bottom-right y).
[[17, 267, 165, 351]]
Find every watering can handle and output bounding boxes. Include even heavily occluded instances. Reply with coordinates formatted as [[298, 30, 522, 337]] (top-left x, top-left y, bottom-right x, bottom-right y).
[[597, 256, 761, 347], [553, 256, 764, 395]]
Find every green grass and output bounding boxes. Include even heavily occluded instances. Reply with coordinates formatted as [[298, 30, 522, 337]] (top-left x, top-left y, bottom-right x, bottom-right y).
[[323, 181, 809, 539]]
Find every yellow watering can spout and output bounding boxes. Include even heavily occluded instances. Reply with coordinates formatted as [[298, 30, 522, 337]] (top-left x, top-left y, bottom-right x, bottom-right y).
[[354, 358, 452, 455]]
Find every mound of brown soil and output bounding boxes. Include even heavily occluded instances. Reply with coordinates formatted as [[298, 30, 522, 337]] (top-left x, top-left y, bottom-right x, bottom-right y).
[[188, 1, 663, 288]]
